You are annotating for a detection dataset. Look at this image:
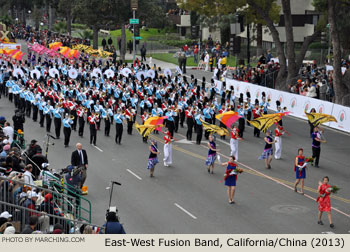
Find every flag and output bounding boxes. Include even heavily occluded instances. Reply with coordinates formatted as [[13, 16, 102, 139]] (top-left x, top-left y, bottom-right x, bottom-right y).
[[215, 111, 241, 128], [248, 114, 281, 132], [305, 112, 337, 126], [135, 122, 161, 138], [200, 119, 229, 136]]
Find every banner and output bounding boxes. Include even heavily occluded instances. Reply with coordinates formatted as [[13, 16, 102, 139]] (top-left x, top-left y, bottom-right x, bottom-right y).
[[0, 43, 21, 50], [216, 79, 350, 133]]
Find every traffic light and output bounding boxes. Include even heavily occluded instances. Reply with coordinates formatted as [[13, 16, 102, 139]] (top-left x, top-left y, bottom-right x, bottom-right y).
[[321, 32, 327, 45], [230, 35, 241, 54], [134, 24, 140, 37], [191, 25, 199, 38]]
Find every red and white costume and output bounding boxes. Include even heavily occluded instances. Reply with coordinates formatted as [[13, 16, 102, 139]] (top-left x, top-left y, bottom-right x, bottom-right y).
[[163, 132, 173, 167], [274, 125, 284, 159], [230, 128, 239, 161]]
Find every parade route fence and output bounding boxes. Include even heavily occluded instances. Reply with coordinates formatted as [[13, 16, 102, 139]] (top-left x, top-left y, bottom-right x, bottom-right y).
[[215, 78, 350, 133]]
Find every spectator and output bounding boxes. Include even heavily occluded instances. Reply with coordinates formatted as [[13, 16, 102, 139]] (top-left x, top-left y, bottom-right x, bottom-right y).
[[193, 45, 199, 64], [100, 211, 126, 234], [2, 122, 14, 144], [108, 37, 113, 47], [307, 83, 317, 98], [101, 38, 107, 50], [21, 215, 38, 234], [0, 211, 12, 227], [23, 164, 35, 186], [140, 45, 147, 62], [52, 223, 64, 234]]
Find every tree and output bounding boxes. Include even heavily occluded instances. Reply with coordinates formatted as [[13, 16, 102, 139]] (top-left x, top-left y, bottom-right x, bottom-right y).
[[178, 0, 323, 90], [58, 0, 75, 35]]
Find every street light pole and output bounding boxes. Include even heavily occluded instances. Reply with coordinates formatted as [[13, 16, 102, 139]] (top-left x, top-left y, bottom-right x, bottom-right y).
[[133, 10, 136, 64]]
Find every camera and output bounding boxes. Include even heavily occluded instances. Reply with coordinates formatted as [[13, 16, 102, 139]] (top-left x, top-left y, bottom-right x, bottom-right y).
[[60, 165, 84, 176]]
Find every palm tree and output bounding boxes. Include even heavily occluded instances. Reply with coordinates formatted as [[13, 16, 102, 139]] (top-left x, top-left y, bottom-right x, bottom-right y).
[[77, 29, 93, 40]]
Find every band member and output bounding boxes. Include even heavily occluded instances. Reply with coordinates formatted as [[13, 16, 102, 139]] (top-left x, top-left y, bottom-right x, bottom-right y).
[[125, 105, 135, 135], [43, 100, 53, 132], [38, 98, 46, 127], [141, 110, 149, 143], [205, 135, 219, 174], [246, 93, 252, 126], [163, 130, 173, 167], [173, 103, 179, 133], [148, 139, 160, 177], [259, 130, 276, 169], [294, 148, 306, 194], [32, 98, 39, 122], [77, 105, 86, 137], [230, 125, 239, 161], [252, 101, 261, 137], [316, 176, 334, 228], [274, 124, 285, 160], [68, 98, 78, 131], [114, 108, 125, 144], [195, 111, 204, 145], [237, 105, 245, 138], [185, 106, 194, 141], [220, 156, 239, 204], [165, 107, 175, 138], [312, 127, 326, 168], [88, 111, 99, 145], [62, 113, 73, 147], [260, 93, 269, 115], [203, 104, 213, 140], [104, 106, 113, 137], [53, 104, 64, 139], [276, 100, 283, 126]]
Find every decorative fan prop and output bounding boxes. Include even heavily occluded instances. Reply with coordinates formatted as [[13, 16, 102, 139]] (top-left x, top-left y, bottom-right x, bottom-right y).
[[146, 69, 155, 79], [13, 68, 25, 78], [121, 67, 132, 77], [164, 68, 172, 78], [30, 69, 41, 79], [49, 68, 59, 78], [136, 71, 145, 81], [104, 69, 115, 79], [92, 68, 102, 78], [68, 68, 78, 79]]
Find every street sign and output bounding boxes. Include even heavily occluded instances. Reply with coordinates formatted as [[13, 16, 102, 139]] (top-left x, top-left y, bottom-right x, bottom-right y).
[[132, 36, 142, 40], [131, 0, 138, 10], [130, 19, 139, 24]]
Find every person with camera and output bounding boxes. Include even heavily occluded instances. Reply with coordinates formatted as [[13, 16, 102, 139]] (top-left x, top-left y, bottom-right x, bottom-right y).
[[65, 165, 82, 216], [100, 210, 126, 234], [12, 110, 25, 140], [71, 143, 88, 188]]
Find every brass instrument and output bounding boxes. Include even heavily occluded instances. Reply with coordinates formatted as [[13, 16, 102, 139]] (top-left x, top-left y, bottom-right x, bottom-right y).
[[69, 115, 75, 120], [283, 106, 288, 111], [58, 103, 63, 108], [84, 108, 88, 113], [267, 98, 271, 103], [260, 105, 264, 109], [244, 104, 249, 110]]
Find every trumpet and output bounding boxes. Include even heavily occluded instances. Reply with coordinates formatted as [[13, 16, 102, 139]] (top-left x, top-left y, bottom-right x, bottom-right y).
[[69, 115, 75, 120]]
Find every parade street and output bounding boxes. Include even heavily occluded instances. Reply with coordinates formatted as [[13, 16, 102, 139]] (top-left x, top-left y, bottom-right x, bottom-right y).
[[1, 80, 349, 234]]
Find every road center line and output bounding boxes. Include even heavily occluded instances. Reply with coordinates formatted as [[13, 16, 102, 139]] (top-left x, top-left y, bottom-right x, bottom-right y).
[[126, 169, 142, 180], [93, 145, 103, 152], [174, 203, 197, 220]]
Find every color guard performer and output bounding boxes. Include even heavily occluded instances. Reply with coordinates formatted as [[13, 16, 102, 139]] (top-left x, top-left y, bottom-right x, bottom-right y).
[[219, 156, 239, 204], [230, 125, 239, 161], [88, 111, 99, 145], [274, 124, 285, 160], [317, 176, 334, 228], [62, 113, 73, 147], [205, 135, 220, 174], [259, 130, 276, 169], [163, 130, 173, 167], [311, 127, 326, 168], [148, 139, 160, 177], [294, 148, 307, 194]]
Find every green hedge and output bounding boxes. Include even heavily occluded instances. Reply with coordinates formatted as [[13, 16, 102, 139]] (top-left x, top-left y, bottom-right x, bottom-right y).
[[71, 23, 88, 30]]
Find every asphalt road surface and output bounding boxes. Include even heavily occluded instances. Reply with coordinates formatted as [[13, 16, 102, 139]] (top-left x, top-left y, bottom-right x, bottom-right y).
[[1, 48, 349, 233]]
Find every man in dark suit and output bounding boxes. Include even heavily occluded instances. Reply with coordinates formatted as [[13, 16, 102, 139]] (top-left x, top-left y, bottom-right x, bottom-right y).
[[71, 143, 88, 188]]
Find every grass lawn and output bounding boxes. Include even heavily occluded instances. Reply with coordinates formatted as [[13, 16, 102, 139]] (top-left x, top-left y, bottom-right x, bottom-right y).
[[150, 53, 242, 68]]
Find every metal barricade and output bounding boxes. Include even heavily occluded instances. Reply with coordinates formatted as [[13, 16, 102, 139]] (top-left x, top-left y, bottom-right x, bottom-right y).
[[0, 200, 102, 234], [0, 175, 91, 223]]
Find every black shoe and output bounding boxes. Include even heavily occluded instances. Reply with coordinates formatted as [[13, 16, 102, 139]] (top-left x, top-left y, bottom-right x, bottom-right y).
[[315, 165, 319, 168], [318, 221, 324, 225], [207, 168, 210, 173], [330, 224, 334, 228], [211, 171, 214, 174]]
